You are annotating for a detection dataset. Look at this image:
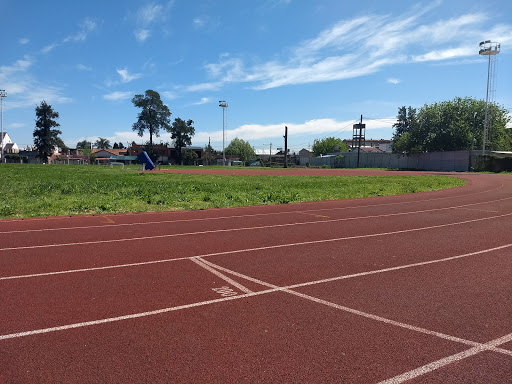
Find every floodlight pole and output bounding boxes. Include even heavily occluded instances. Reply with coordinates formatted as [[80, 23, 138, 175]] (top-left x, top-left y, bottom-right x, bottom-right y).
[[219, 100, 228, 165], [0, 90, 6, 163]]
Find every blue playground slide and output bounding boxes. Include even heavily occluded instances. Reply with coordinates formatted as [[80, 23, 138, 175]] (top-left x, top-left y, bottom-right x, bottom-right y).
[[136, 151, 155, 170]]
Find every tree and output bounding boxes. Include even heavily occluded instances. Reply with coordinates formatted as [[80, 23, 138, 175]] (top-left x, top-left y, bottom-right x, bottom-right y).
[[203, 143, 217, 165], [113, 142, 119, 149], [182, 149, 199, 165], [76, 140, 92, 151], [132, 90, 171, 146], [33, 101, 63, 161], [95, 137, 111, 149], [311, 137, 348, 157], [391, 97, 511, 154], [225, 137, 256, 164], [169, 118, 195, 164], [118, 142, 125, 149], [55, 138, 69, 154]]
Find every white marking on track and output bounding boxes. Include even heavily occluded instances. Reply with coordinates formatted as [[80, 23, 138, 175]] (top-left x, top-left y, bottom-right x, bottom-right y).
[[1, 208, 511, 252], [196, 258, 512, 358], [191, 257, 252, 294], [4, 244, 512, 365], [378, 332, 512, 383]]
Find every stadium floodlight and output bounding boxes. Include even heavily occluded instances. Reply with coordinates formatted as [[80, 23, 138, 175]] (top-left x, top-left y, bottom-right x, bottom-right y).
[[0, 90, 7, 163], [219, 100, 228, 165]]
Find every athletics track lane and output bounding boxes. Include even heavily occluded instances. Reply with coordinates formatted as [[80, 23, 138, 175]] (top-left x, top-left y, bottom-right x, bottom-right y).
[[0, 171, 511, 383]]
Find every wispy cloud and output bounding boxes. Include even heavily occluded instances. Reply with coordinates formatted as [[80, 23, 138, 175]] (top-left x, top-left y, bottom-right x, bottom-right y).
[[192, 97, 210, 105], [19, 38, 29, 45], [387, 78, 401, 84], [134, 29, 151, 42], [63, 17, 98, 43], [77, 64, 92, 71], [194, 117, 394, 146], [103, 91, 133, 101], [134, 1, 174, 42], [184, 4, 512, 91], [117, 68, 142, 83], [0, 57, 71, 109]]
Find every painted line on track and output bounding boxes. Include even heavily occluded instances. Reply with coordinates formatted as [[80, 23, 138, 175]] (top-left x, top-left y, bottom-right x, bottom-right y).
[[2, 243, 511, 352], [2, 216, 511, 281], [191, 257, 252, 294], [378, 332, 512, 383], [0, 182, 505, 235], [1, 204, 511, 252]]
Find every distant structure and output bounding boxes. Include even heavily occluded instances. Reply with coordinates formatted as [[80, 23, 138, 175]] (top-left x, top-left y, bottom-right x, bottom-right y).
[[479, 40, 500, 154]]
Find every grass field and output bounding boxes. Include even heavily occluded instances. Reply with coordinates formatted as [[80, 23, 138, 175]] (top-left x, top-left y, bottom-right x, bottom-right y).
[[0, 164, 465, 219]]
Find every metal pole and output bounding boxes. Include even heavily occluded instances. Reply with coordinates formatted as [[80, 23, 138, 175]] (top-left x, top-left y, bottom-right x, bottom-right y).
[[0, 90, 6, 163], [223, 107, 225, 165], [357, 114, 363, 168], [483, 54, 491, 155]]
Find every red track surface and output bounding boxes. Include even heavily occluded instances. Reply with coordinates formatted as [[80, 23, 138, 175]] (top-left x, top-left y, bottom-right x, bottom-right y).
[[1, 169, 511, 383]]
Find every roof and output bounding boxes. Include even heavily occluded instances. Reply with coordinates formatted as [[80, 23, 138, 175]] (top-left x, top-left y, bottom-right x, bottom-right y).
[[109, 155, 138, 161], [92, 148, 128, 156]]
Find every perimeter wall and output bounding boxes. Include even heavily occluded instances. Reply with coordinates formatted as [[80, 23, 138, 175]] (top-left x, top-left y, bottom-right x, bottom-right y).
[[309, 150, 481, 172]]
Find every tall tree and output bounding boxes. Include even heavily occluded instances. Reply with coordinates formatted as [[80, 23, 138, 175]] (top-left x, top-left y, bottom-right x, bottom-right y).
[[311, 137, 348, 157], [33, 101, 62, 162], [132, 90, 171, 146], [203, 143, 217, 165], [169, 118, 195, 164], [392, 97, 511, 154], [76, 140, 92, 150], [113, 142, 119, 149], [95, 137, 111, 149], [225, 137, 256, 164]]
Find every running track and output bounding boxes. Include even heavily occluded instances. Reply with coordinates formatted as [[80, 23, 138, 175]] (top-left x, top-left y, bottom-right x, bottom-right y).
[[1, 169, 511, 383]]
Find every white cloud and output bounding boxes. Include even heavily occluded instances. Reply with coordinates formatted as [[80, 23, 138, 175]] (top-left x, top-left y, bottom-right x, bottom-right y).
[[117, 68, 142, 83], [41, 44, 57, 54], [387, 78, 401, 84], [190, 97, 210, 106], [63, 17, 98, 43], [194, 117, 395, 149], [161, 91, 177, 100], [0, 57, 72, 109], [103, 91, 133, 101], [184, 5, 512, 91], [133, 1, 174, 42], [134, 29, 151, 42], [19, 38, 29, 45], [77, 64, 92, 71]]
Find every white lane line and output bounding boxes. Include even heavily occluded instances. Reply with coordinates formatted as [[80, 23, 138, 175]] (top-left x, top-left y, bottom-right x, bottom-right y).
[[378, 332, 512, 384], [191, 257, 252, 294], [2, 219, 511, 281], [0, 289, 276, 341], [1, 208, 511, 253], [0, 183, 506, 235], [3, 244, 512, 354], [197, 259, 512, 357]]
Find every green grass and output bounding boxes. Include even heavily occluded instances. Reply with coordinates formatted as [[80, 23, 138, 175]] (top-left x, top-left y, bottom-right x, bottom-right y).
[[0, 164, 465, 219]]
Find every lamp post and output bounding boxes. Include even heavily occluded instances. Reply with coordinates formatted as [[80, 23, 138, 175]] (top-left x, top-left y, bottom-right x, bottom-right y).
[[219, 100, 228, 165], [0, 90, 7, 163]]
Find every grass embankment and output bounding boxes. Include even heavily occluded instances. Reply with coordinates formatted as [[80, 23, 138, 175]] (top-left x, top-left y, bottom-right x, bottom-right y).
[[0, 164, 465, 219]]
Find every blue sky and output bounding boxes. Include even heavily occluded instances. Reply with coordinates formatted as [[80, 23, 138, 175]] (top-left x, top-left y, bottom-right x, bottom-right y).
[[2, 0, 511, 154]]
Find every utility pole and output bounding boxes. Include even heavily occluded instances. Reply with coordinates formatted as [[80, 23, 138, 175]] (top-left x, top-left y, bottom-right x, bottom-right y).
[[283, 126, 288, 168], [0, 90, 7, 163], [269, 143, 272, 166], [219, 101, 228, 165], [208, 137, 211, 166]]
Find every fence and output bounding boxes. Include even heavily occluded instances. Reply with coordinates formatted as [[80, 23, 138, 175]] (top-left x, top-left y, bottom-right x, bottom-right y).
[[309, 150, 485, 172]]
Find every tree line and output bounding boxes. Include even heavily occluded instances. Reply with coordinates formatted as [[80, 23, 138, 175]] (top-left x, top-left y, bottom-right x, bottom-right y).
[[31, 94, 511, 163]]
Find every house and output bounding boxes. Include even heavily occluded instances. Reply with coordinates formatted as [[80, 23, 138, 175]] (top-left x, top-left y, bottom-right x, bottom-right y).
[[92, 148, 129, 164], [343, 139, 393, 153], [0, 133, 19, 160], [129, 144, 203, 165], [299, 149, 312, 166]]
